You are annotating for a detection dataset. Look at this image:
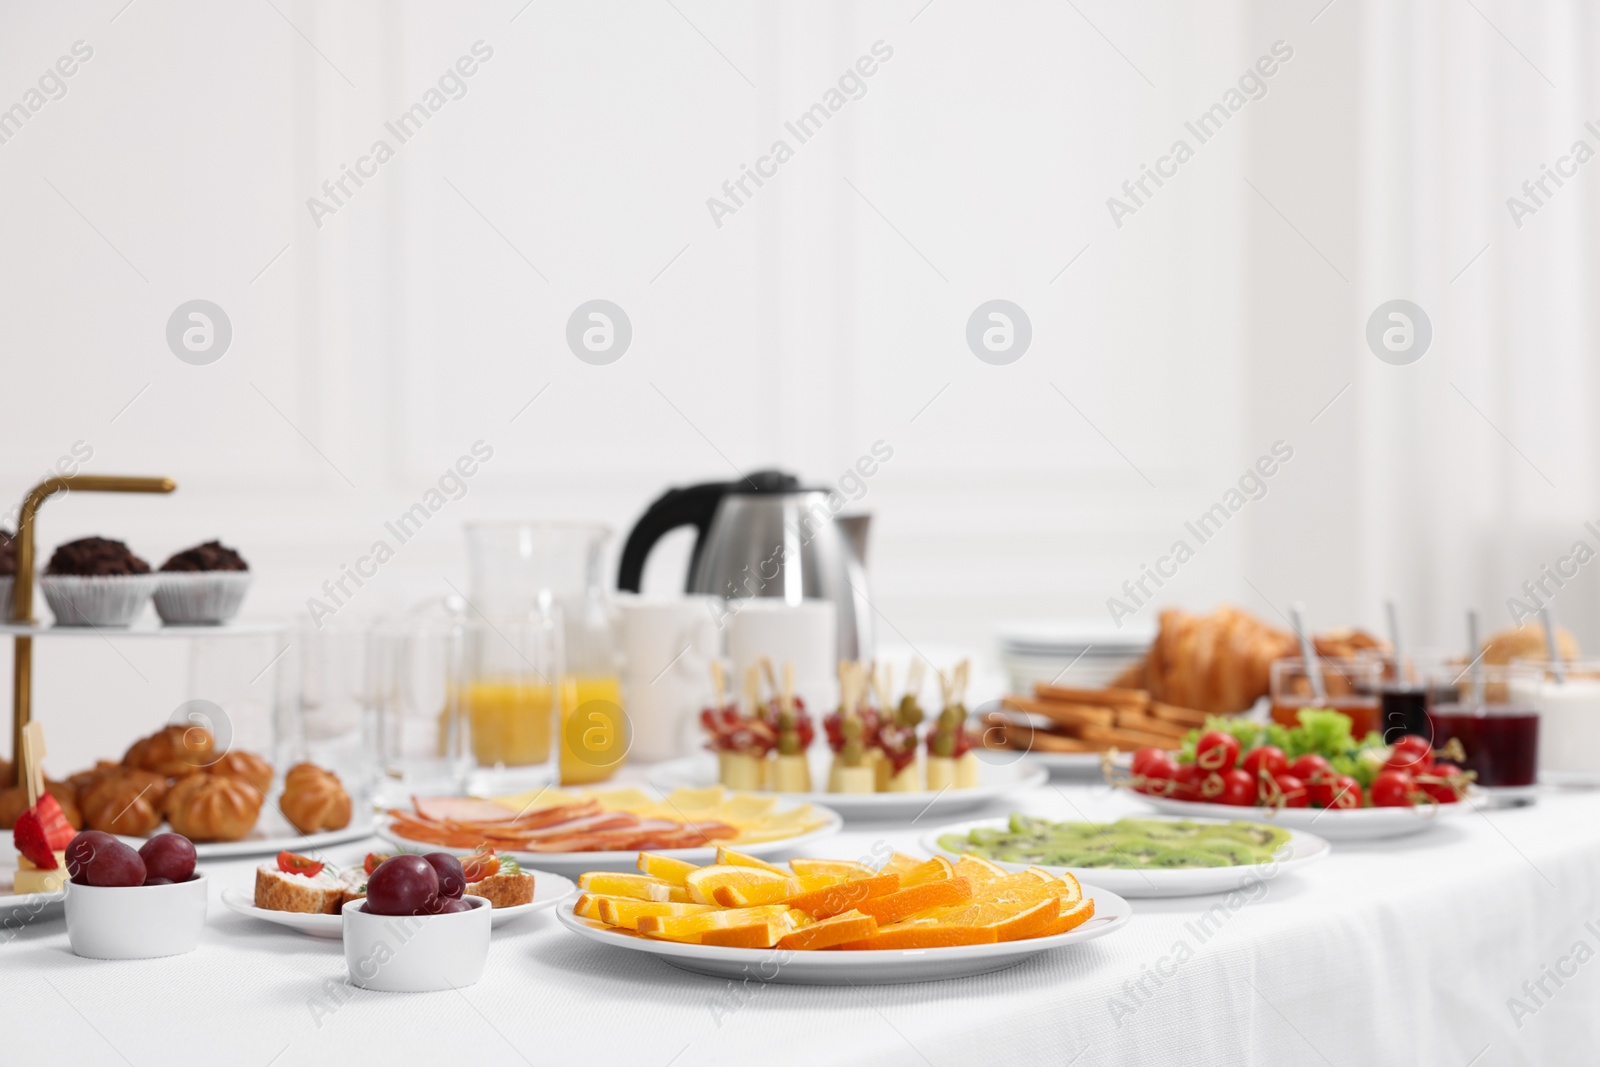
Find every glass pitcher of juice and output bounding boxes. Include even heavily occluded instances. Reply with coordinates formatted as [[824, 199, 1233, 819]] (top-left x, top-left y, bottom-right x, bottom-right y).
[[465, 521, 628, 784]]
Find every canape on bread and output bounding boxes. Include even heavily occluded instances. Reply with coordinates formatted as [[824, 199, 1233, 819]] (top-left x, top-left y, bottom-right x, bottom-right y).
[[927, 661, 979, 791], [700, 662, 774, 790], [462, 848, 535, 907], [826, 662, 875, 794], [768, 663, 814, 793], [254, 852, 345, 914]]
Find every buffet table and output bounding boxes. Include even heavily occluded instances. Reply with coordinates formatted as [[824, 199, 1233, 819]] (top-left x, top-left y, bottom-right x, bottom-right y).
[[6, 781, 1600, 1067]]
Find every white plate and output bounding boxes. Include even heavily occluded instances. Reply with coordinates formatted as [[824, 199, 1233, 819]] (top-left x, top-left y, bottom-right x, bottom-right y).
[[220, 870, 576, 938], [375, 802, 843, 877], [922, 816, 1331, 897], [553, 885, 1133, 984], [116, 815, 378, 859], [1128, 792, 1478, 840], [647, 752, 1048, 822]]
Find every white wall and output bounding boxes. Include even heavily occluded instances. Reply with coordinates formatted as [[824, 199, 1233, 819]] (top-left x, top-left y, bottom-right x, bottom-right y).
[[3, 0, 1598, 767]]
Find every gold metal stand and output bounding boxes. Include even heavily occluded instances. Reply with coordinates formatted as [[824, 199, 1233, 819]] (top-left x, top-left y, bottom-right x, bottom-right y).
[[10, 475, 176, 785]]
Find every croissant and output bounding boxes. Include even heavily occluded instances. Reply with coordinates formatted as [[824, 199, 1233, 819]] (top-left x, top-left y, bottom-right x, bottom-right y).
[[81, 769, 168, 836], [0, 781, 83, 830], [278, 763, 351, 834], [206, 750, 274, 795], [164, 773, 262, 842], [67, 760, 125, 800], [124, 724, 215, 778]]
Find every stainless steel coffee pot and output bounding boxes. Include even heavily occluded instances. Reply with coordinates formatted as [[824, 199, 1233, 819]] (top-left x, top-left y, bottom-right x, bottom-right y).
[[616, 471, 873, 661]]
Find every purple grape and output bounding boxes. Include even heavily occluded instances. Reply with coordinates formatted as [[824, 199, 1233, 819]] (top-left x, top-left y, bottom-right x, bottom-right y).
[[364, 855, 439, 916], [432, 897, 475, 914], [422, 853, 465, 899], [65, 831, 123, 886], [143, 876, 174, 885], [138, 833, 197, 884], [83, 838, 147, 887]]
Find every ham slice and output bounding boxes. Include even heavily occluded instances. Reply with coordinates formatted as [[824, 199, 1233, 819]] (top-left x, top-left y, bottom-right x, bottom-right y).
[[411, 796, 522, 823]]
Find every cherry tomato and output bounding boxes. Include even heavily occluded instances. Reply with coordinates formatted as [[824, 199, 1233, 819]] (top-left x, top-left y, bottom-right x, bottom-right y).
[[1135, 751, 1179, 795], [363, 852, 391, 876], [1131, 747, 1169, 777], [1173, 763, 1204, 801], [278, 851, 324, 877], [1384, 740, 1434, 776], [1242, 745, 1288, 783], [1271, 773, 1310, 807], [1418, 761, 1465, 804], [1217, 768, 1257, 806], [1195, 732, 1242, 773], [1309, 774, 1362, 809], [1196, 771, 1226, 802], [1370, 769, 1416, 807], [1288, 754, 1331, 783]]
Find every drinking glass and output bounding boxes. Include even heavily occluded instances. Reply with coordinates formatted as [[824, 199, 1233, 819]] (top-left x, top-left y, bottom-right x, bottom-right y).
[[1427, 664, 1541, 791], [1269, 657, 1384, 738], [1510, 659, 1600, 786]]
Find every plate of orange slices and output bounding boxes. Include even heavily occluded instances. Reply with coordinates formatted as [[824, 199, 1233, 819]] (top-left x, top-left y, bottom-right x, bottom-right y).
[[556, 847, 1132, 983]]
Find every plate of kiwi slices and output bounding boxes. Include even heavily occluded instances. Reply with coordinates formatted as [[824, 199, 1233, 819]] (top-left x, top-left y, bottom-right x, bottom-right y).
[[923, 814, 1330, 897]]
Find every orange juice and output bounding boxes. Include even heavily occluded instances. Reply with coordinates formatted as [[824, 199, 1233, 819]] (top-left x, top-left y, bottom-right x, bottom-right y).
[[560, 675, 627, 785], [461, 674, 627, 784]]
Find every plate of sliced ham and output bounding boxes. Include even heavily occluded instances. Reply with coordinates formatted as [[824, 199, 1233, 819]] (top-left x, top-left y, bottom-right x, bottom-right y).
[[376, 794, 842, 875]]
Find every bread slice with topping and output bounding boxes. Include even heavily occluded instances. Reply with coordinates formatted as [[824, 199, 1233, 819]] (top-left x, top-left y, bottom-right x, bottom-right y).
[[254, 863, 344, 914]]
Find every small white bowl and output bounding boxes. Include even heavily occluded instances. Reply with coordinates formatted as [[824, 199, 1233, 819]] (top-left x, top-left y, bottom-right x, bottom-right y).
[[341, 895, 491, 992], [64, 874, 209, 959]]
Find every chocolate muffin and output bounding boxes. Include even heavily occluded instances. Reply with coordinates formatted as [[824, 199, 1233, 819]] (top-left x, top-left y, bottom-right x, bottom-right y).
[[46, 536, 151, 576], [153, 540, 252, 625], [40, 537, 158, 626], [160, 540, 248, 572]]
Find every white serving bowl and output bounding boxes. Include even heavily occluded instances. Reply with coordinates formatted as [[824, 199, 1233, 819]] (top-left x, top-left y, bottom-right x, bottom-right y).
[[342, 895, 491, 992], [64, 874, 209, 959]]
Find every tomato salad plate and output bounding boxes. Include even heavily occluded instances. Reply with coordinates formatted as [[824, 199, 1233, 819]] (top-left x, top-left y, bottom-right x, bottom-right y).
[[557, 848, 1131, 984], [648, 750, 1047, 822], [378, 787, 842, 877], [1115, 710, 1480, 841], [923, 814, 1330, 897]]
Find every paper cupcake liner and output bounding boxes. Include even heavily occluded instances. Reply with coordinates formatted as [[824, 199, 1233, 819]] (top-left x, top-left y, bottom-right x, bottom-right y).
[[152, 571, 252, 625], [40, 573, 159, 627]]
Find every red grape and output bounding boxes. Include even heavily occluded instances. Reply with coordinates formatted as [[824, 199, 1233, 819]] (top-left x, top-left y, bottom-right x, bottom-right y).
[[432, 897, 476, 914], [365, 855, 440, 915], [138, 833, 197, 885], [422, 853, 466, 899], [83, 838, 147, 887], [144, 877, 174, 885], [65, 831, 117, 885]]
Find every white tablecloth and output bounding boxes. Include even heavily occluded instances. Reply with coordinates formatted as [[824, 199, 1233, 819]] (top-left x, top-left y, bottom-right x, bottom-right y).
[[6, 782, 1600, 1067]]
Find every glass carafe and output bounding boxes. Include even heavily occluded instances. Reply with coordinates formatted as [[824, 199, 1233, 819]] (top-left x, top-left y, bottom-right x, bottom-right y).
[[465, 522, 627, 784]]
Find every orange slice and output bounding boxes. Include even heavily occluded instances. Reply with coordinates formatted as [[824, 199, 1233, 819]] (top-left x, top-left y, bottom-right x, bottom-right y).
[[595, 898, 716, 930], [951, 854, 1008, 886], [700, 912, 803, 948], [901, 856, 955, 887], [776, 910, 878, 951], [987, 898, 1062, 942], [1038, 896, 1095, 938], [577, 872, 679, 902], [856, 876, 973, 926], [572, 892, 606, 921], [635, 904, 794, 943], [837, 919, 998, 950], [715, 846, 788, 874], [637, 852, 700, 887], [683, 864, 792, 905], [879, 852, 924, 878], [789, 858, 874, 880], [784, 873, 901, 919], [714, 874, 837, 908]]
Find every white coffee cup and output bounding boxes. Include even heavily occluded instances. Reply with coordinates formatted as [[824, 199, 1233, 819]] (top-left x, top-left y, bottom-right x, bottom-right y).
[[619, 596, 720, 763], [723, 599, 838, 713]]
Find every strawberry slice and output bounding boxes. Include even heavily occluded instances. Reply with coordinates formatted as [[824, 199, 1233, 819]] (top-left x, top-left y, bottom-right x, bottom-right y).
[[33, 794, 76, 851], [13, 808, 56, 869]]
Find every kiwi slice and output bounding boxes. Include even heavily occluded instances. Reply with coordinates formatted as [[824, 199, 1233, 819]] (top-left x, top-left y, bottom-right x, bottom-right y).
[[1211, 822, 1291, 852], [1145, 847, 1231, 869], [1113, 818, 1202, 841], [1190, 839, 1263, 865]]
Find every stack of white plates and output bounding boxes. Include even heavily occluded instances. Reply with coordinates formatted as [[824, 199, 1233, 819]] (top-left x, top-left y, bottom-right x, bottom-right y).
[[996, 619, 1154, 693]]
